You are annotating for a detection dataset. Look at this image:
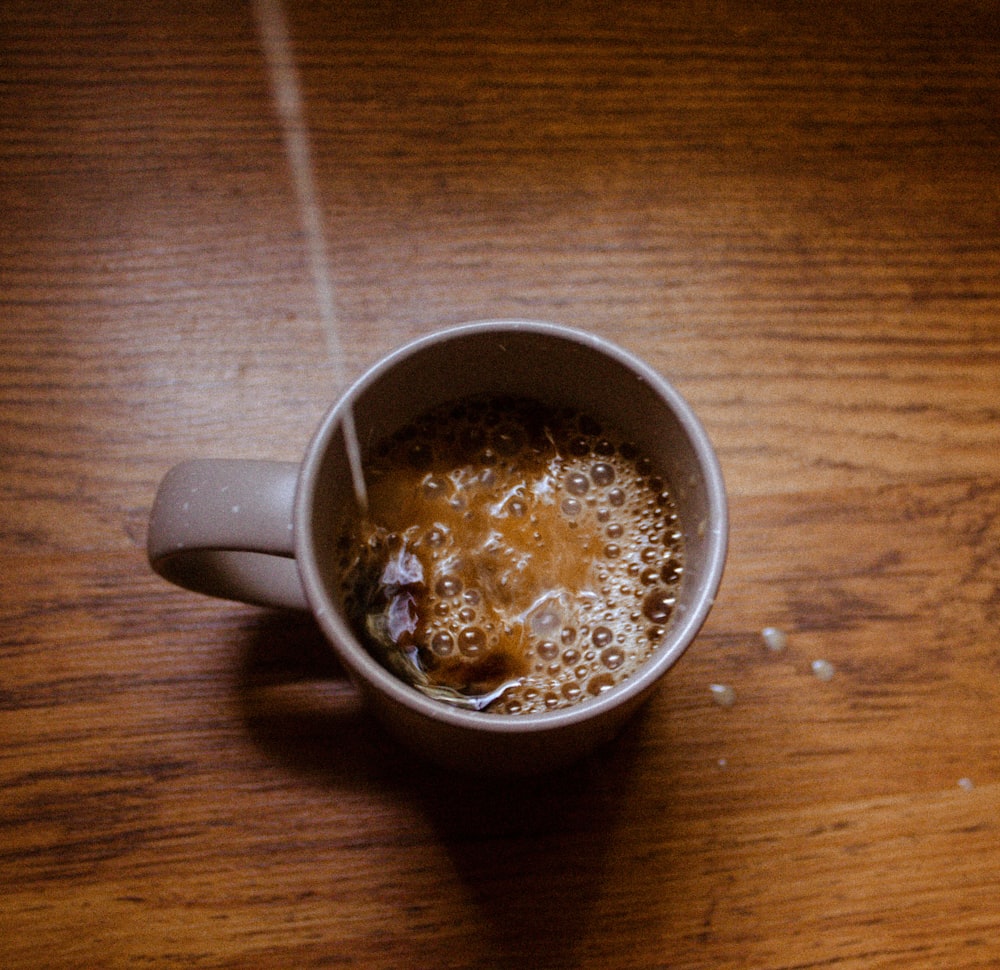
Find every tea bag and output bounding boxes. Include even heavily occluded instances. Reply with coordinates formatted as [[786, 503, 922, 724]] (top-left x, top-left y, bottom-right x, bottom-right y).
[[353, 534, 520, 711]]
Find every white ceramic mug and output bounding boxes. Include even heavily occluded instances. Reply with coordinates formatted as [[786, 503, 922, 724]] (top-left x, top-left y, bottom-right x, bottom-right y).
[[148, 321, 727, 773]]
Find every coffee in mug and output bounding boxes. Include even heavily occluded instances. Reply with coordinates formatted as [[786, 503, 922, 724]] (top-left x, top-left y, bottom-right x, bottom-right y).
[[337, 395, 685, 715]]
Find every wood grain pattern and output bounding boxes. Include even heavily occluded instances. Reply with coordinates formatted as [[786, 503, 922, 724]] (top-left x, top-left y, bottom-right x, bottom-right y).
[[2, 0, 998, 967]]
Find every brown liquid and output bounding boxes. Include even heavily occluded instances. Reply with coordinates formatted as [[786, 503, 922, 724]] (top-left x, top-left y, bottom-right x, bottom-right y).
[[336, 396, 684, 714]]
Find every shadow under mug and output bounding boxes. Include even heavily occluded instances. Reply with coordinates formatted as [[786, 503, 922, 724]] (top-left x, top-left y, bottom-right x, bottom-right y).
[[148, 320, 727, 774]]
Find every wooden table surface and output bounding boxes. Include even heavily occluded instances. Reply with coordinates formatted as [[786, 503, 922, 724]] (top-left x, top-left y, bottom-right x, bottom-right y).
[[3, 1, 999, 966]]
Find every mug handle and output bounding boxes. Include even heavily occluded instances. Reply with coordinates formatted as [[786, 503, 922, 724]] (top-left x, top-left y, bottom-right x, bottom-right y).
[[147, 459, 309, 610]]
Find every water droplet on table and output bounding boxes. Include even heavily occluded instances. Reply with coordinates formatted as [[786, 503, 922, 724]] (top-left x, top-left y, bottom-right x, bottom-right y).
[[761, 626, 787, 652], [709, 683, 736, 707], [811, 659, 835, 681]]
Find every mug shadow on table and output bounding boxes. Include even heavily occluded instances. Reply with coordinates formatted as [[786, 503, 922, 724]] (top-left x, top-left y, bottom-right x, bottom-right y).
[[235, 610, 667, 968]]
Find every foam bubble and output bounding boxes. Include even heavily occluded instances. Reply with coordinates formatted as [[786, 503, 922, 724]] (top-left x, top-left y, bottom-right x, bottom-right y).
[[430, 631, 454, 656], [565, 471, 590, 496], [591, 462, 616, 486], [592, 626, 613, 648], [662, 562, 683, 583], [588, 673, 615, 695], [562, 682, 582, 702], [561, 497, 583, 517], [435, 575, 462, 597], [642, 589, 676, 624], [458, 627, 487, 656], [640, 567, 659, 585]]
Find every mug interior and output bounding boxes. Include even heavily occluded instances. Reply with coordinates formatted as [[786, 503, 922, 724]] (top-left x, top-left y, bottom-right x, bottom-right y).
[[297, 321, 726, 731]]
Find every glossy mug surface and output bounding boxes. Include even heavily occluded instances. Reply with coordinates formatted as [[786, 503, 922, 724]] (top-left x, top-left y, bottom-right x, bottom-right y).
[[147, 321, 727, 773]]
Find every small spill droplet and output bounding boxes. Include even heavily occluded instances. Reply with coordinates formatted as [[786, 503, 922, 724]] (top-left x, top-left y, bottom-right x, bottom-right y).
[[717, 757, 728, 769], [761, 626, 787, 652], [957, 777, 975, 792], [811, 659, 835, 681], [709, 683, 736, 707]]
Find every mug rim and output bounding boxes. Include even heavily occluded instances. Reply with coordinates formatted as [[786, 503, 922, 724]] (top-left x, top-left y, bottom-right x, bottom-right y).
[[294, 319, 727, 735]]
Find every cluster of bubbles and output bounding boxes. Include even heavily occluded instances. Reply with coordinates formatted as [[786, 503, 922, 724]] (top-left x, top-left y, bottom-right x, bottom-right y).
[[338, 396, 685, 715]]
